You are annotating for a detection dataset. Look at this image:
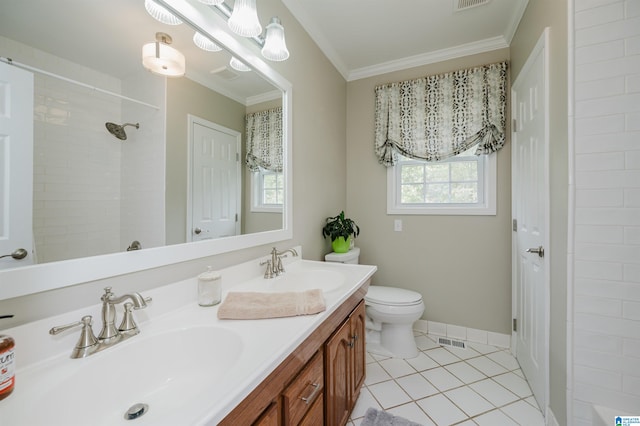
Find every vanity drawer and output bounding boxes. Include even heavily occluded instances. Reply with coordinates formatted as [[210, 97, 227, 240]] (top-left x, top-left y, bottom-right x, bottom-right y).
[[282, 351, 324, 425]]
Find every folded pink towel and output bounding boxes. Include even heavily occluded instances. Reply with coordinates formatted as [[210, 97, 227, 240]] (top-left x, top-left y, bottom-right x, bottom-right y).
[[217, 289, 326, 320]]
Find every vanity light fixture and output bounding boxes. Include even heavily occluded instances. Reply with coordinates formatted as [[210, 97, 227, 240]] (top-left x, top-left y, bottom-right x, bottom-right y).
[[227, 0, 262, 38], [142, 32, 186, 77], [229, 56, 251, 72], [196, 0, 225, 4], [144, 0, 183, 25], [193, 31, 222, 52], [261, 17, 289, 61]]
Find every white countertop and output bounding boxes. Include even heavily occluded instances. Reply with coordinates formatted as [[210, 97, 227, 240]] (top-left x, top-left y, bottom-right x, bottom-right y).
[[0, 251, 376, 425]]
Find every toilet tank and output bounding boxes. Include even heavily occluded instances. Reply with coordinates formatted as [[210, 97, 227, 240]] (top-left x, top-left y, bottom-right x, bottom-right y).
[[325, 247, 360, 264]]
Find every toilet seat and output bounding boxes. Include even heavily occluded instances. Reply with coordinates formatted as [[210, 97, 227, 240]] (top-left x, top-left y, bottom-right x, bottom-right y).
[[365, 286, 423, 306]]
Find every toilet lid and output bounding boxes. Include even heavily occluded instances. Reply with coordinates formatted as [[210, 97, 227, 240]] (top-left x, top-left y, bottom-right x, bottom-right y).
[[365, 286, 423, 306]]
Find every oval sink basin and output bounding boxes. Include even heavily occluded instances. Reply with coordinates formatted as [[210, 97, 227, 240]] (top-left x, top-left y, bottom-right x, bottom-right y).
[[235, 268, 345, 293], [10, 326, 242, 425]]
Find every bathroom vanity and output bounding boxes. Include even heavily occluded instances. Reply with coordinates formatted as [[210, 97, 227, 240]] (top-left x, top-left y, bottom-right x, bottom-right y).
[[0, 251, 376, 425]]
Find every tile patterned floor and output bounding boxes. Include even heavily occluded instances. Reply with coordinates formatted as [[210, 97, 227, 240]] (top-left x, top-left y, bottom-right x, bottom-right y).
[[347, 332, 545, 426]]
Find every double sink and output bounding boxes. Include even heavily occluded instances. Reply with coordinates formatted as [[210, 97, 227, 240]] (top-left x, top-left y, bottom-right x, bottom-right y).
[[1, 255, 375, 425]]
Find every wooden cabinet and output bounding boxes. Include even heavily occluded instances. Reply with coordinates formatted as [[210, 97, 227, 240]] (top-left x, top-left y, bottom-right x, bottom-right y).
[[325, 301, 366, 426], [220, 282, 369, 426]]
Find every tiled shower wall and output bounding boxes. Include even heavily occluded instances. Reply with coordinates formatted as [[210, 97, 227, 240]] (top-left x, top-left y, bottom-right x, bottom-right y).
[[571, 0, 640, 423], [0, 36, 165, 263]]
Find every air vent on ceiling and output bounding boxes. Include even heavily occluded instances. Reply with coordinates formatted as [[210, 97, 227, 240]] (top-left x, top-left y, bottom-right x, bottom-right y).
[[210, 66, 239, 81], [454, 0, 490, 12]]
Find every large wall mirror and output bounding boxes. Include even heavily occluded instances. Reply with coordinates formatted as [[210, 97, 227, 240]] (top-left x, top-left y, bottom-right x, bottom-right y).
[[0, 0, 292, 300]]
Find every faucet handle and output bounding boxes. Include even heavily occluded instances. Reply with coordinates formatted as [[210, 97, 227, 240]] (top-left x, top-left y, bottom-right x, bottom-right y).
[[49, 315, 100, 358], [118, 303, 140, 336]]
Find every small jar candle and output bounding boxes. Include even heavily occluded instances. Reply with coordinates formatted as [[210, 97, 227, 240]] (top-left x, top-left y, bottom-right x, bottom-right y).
[[198, 267, 222, 307]]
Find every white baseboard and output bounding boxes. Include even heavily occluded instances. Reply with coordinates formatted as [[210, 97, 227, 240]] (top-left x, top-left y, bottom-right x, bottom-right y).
[[414, 319, 511, 349]]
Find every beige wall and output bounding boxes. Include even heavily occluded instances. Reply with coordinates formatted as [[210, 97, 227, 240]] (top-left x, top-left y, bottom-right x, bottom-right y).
[[510, 0, 568, 423], [346, 49, 512, 334], [165, 77, 245, 245]]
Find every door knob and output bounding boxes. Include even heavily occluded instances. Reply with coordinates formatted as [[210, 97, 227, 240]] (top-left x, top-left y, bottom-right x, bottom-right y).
[[526, 246, 544, 258], [194, 227, 202, 235], [0, 248, 28, 260]]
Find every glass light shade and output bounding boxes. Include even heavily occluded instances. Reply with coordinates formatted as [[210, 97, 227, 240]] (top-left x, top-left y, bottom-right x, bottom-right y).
[[142, 41, 186, 77], [197, 0, 224, 4], [261, 17, 289, 61], [227, 0, 262, 37], [193, 32, 222, 52], [144, 0, 183, 25], [229, 57, 251, 72]]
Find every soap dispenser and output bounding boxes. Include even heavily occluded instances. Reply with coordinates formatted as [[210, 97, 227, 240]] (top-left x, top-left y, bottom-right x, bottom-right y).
[[198, 267, 222, 307]]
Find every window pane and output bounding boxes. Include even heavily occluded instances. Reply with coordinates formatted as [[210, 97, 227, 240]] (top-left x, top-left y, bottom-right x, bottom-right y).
[[263, 174, 277, 188], [451, 183, 478, 203], [451, 161, 478, 181], [425, 183, 449, 203], [401, 165, 424, 183], [264, 189, 278, 204], [401, 184, 424, 203], [425, 164, 449, 182]]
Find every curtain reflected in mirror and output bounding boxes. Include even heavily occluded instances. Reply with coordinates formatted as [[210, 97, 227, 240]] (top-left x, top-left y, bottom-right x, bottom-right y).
[[0, 0, 285, 268]]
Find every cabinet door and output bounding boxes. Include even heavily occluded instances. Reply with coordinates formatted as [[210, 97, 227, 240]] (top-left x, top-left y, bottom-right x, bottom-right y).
[[324, 319, 352, 426], [350, 301, 366, 406], [253, 401, 279, 426]]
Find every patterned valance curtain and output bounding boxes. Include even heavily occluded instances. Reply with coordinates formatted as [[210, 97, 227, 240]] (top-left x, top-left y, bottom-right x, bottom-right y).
[[245, 107, 283, 172], [374, 61, 508, 167]]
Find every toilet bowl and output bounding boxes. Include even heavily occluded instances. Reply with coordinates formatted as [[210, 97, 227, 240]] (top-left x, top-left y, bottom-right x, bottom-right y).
[[364, 286, 424, 359], [323, 248, 424, 358]]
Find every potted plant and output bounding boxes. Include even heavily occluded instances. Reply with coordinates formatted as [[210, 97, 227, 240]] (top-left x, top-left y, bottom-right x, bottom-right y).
[[322, 211, 360, 253]]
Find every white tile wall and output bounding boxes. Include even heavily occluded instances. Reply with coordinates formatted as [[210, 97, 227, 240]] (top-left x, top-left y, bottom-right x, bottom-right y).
[[0, 35, 165, 262], [571, 0, 640, 420]]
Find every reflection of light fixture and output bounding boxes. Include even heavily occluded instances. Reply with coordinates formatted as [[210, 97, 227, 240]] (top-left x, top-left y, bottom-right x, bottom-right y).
[[193, 32, 222, 52], [261, 17, 289, 61], [227, 0, 262, 37], [229, 57, 251, 72], [142, 32, 186, 77], [144, 0, 183, 25], [197, 0, 224, 4]]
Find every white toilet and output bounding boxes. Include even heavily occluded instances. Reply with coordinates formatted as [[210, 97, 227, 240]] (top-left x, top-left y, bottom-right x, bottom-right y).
[[324, 247, 425, 359]]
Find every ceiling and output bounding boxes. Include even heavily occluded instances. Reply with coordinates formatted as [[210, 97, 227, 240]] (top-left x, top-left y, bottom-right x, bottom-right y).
[[281, 0, 529, 81]]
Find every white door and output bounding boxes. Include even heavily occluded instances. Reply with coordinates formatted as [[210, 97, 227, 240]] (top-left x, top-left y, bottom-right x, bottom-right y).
[[511, 28, 549, 412], [188, 116, 241, 241], [0, 61, 34, 269]]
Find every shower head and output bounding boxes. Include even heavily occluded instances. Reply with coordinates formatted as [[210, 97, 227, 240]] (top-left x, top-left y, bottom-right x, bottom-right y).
[[105, 122, 140, 140]]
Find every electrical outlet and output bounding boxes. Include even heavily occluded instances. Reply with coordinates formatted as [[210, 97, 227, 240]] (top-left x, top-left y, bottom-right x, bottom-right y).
[[394, 219, 402, 232]]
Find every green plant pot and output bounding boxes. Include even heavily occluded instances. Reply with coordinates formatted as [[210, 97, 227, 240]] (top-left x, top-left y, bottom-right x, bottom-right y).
[[331, 236, 351, 253]]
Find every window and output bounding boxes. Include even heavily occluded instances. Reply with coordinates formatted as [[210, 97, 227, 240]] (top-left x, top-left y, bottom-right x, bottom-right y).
[[251, 168, 283, 212], [387, 148, 496, 215]]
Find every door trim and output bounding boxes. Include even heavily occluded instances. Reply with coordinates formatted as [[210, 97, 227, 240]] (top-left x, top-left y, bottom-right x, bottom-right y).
[[186, 114, 242, 242], [511, 27, 551, 416]]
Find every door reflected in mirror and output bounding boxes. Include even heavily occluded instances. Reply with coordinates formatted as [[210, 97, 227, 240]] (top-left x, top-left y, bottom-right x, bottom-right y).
[[0, 0, 286, 268]]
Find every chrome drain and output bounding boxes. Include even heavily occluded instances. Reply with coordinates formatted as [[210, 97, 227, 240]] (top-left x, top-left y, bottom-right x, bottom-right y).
[[124, 403, 149, 420]]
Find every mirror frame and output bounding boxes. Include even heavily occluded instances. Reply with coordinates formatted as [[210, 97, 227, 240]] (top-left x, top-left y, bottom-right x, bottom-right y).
[[0, 0, 293, 300]]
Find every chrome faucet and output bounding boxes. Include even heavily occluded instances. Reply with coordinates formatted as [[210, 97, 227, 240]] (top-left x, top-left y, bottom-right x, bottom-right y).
[[49, 287, 151, 359], [261, 247, 298, 279]]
